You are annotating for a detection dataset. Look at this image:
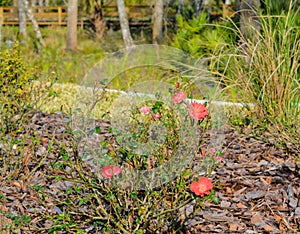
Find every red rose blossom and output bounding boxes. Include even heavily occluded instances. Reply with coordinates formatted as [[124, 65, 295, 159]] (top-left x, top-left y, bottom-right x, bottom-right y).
[[172, 91, 187, 103], [190, 177, 213, 197], [175, 82, 181, 88], [102, 165, 122, 178], [188, 102, 209, 120]]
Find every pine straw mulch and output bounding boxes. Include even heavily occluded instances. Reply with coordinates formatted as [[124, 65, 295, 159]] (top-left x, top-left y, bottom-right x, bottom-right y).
[[0, 110, 299, 233]]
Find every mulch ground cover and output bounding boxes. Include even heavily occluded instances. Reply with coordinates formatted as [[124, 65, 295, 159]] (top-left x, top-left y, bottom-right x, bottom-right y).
[[0, 110, 299, 233]]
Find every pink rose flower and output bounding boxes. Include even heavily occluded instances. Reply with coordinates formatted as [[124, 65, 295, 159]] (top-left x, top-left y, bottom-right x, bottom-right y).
[[140, 106, 151, 114], [150, 113, 161, 121], [102, 165, 122, 178], [216, 156, 222, 163], [188, 102, 209, 121], [190, 177, 213, 197], [172, 91, 187, 103], [209, 148, 215, 153]]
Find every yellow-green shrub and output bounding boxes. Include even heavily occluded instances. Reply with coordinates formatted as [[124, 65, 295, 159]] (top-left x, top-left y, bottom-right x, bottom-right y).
[[0, 42, 55, 133]]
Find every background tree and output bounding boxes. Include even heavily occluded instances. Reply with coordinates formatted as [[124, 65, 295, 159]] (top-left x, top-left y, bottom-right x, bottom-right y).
[[66, 0, 78, 51], [152, 0, 164, 44], [31, 0, 37, 6], [23, 0, 45, 46], [117, 0, 133, 48], [177, 0, 184, 15], [192, 0, 201, 17], [18, 0, 27, 38]]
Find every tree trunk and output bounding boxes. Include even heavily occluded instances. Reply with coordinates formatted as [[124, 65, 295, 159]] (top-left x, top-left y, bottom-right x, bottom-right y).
[[152, 0, 164, 44], [18, 0, 27, 38], [31, 0, 37, 6], [117, 0, 133, 49], [66, 0, 78, 51], [203, 0, 210, 4], [177, 0, 184, 15], [193, 0, 203, 17], [38, 0, 43, 6], [23, 0, 45, 46], [240, 0, 260, 41]]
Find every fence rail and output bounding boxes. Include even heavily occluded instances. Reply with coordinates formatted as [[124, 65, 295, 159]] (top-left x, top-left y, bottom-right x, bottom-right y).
[[0, 4, 235, 27], [0, 6, 83, 26]]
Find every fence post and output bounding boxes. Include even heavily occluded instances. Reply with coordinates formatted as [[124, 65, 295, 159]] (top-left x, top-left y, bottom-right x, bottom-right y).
[[222, 4, 229, 18], [58, 6, 62, 25], [0, 7, 3, 22]]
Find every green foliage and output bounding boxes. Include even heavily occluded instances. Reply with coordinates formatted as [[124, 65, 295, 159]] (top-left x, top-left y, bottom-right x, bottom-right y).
[[1, 26, 103, 84], [172, 14, 236, 57], [0, 43, 36, 132], [262, 0, 299, 14], [0, 0, 12, 6], [1, 211, 32, 231], [0, 42, 55, 133]]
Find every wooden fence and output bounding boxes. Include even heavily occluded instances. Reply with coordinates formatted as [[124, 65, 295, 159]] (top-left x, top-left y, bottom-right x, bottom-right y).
[[0, 5, 156, 27], [103, 5, 153, 26], [0, 6, 83, 26], [0, 4, 235, 27]]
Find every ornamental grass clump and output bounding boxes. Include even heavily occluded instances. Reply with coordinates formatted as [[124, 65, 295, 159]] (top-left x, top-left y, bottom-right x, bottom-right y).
[[212, 1, 300, 157]]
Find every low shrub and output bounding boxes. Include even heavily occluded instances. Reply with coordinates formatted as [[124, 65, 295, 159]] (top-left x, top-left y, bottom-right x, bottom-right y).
[[0, 42, 55, 133]]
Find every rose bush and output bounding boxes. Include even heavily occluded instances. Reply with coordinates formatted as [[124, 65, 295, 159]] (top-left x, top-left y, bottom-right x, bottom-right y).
[[46, 81, 222, 233]]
